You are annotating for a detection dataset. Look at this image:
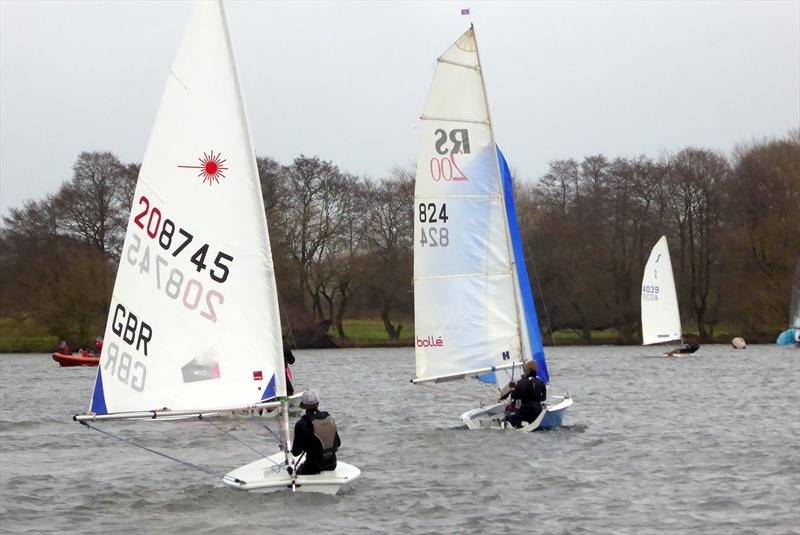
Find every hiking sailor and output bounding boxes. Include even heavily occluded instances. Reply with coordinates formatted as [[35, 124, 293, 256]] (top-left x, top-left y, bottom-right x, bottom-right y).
[[291, 389, 341, 475], [665, 334, 700, 356], [500, 360, 546, 428]]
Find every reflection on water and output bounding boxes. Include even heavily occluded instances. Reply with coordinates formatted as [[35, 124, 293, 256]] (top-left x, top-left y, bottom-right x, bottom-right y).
[[1, 345, 798, 533]]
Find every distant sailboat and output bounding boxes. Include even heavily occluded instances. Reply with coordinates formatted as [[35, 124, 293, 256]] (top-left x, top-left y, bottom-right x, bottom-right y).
[[641, 236, 689, 356], [411, 25, 572, 431], [776, 256, 800, 347], [73, 0, 359, 494]]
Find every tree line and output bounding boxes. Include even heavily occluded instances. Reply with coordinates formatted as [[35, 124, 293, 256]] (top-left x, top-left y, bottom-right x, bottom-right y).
[[517, 130, 799, 343], [0, 152, 413, 347], [1, 130, 798, 348]]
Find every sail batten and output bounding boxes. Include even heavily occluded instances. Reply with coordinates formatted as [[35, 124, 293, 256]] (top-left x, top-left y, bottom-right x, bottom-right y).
[[421, 116, 489, 125], [414, 270, 514, 282]]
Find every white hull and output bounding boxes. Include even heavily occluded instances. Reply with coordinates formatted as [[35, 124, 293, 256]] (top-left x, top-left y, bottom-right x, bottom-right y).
[[460, 395, 572, 431], [224, 452, 360, 494]]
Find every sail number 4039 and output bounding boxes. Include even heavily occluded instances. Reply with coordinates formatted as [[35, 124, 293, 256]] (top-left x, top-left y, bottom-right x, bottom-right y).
[[642, 285, 660, 301], [418, 202, 450, 248]]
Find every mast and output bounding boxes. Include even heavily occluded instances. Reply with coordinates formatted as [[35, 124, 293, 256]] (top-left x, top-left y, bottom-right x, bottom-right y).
[[470, 24, 529, 364]]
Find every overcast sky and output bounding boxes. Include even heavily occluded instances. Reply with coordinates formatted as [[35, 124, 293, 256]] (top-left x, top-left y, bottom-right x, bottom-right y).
[[1, 0, 798, 217]]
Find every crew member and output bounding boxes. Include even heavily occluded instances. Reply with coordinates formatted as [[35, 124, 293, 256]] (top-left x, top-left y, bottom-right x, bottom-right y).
[[666, 335, 700, 356], [500, 360, 546, 428], [291, 389, 340, 475]]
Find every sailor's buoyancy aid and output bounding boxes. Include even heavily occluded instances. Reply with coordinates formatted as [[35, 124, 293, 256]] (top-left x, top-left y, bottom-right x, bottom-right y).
[[311, 415, 338, 461]]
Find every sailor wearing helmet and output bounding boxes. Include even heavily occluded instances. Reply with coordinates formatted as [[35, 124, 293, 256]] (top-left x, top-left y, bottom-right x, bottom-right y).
[[291, 389, 341, 475]]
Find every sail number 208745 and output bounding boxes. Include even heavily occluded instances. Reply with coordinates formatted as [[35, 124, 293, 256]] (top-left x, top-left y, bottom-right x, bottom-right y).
[[132, 195, 233, 284], [418, 202, 450, 248]]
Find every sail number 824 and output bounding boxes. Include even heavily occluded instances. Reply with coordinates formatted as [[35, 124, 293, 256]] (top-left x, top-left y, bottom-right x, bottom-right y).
[[418, 202, 450, 248]]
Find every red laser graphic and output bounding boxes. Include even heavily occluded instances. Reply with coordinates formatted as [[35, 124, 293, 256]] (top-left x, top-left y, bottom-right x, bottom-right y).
[[178, 151, 228, 185]]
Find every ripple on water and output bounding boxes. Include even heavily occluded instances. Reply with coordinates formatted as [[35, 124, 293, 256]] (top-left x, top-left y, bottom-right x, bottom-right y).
[[1, 346, 799, 533]]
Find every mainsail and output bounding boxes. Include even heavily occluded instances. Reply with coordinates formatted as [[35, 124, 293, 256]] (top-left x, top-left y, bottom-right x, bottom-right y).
[[89, 0, 284, 415], [641, 236, 681, 345], [413, 26, 545, 384]]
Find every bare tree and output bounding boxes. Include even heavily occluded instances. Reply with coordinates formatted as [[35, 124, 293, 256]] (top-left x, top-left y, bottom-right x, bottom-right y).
[[363, 167, 414, 339], [54, 151, 127, 258]]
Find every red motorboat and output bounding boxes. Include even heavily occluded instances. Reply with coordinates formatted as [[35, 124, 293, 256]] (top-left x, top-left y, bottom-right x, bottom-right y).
[[52, 352, 100, 367]]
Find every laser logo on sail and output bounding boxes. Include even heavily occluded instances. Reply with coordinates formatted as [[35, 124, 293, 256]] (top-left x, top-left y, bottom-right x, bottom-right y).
[[178, 150, 229, 185]]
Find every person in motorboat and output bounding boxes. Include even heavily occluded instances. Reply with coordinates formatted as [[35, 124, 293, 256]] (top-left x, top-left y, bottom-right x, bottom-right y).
[[57, 340, 71, 355], [283, 340, 296, 396], [95, 336, 104, 356], [291, 389, 340, 475], [499, 360, 546, 428], [665, 335, 700, 356]]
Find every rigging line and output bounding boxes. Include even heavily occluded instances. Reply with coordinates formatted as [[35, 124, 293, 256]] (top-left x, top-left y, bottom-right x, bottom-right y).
[[79, 421, 227, 480], [477, 377, 496, 406], [203, 419, 280, 467], [523, 237, 557, 347], [275, 285, 297, 351], [249, 414, 284, 447]]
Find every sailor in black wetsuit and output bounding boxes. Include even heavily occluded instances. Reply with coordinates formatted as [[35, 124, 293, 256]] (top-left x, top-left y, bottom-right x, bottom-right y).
[[291, 389, 341, 475], [500, 360, 546, 428], [666, 335, 700, 356]]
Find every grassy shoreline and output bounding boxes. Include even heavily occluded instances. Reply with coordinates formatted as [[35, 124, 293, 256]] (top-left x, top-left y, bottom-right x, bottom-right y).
[[0, 317, 782, 353]]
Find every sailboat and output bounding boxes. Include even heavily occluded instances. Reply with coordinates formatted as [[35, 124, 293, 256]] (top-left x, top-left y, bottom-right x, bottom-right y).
[[411, 25, 572, 431], [776, 256, 800, 347], [641, 236, 687, 356], [73, 0, 359, 494]]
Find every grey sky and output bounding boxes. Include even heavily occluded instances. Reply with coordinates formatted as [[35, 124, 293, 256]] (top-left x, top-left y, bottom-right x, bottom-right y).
[[1, 0, 798, 217]]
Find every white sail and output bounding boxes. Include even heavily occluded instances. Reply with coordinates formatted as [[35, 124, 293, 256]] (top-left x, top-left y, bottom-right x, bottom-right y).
[[789, 256, 800, 329], [413, 27, 523, 382], [89, 0, 284, 414], [641, 236, 682, 345]]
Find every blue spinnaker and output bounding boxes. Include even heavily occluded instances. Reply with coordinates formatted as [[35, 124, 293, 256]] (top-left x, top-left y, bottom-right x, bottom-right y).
[[498, 146, 549, 384]]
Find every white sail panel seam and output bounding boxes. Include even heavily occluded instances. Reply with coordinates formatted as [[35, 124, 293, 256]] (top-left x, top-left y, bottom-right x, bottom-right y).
[[133, 177, 166, 205], [437, 58, 480, 71], [421, 116, 489, 125], [169, 70, 189, 91], [415, 194, 499, 200], [414, 271, 513, 281]]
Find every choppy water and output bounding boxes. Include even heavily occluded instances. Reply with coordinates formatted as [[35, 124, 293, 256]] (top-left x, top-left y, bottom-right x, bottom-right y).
[[1, 345, 799, 534]]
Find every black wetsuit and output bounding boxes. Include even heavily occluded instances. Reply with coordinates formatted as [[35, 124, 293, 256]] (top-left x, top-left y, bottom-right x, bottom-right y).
[[674, 343, 700, 354], [506, 375, 547, 428], [291, 409, 340, 475]]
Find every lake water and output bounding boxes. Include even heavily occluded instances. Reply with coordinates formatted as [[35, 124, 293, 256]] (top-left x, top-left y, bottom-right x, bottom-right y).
[[1, 345, 798, 534]]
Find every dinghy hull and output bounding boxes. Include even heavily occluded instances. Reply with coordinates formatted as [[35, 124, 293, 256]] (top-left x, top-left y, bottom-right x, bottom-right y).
[[52, 353, 100, 367], [460, 396, 572, 432], [224, 452, 360, 494]]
